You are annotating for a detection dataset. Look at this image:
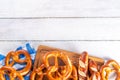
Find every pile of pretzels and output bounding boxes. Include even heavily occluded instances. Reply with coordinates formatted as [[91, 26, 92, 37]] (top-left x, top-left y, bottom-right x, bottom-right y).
[[0, 50, 32, 80], [0, 49, 120, 80]]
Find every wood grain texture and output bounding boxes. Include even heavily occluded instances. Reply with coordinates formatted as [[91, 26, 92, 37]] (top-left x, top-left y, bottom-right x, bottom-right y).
[[0, 0, 120, 17], [0, 18, 120, 40], [0, 0, 120, 66]]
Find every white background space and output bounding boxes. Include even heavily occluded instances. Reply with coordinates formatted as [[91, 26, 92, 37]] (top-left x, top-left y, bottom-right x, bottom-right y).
[[0, 0, 120, 63]]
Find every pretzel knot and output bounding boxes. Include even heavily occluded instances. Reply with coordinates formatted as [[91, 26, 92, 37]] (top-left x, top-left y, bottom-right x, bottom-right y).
[[0, 66, 24, 80], [78, 52, 88, 80], [100, 60, 120, 80], [5, 50, 32, 76], [43, 51, 72, 80], [89, 60, 101, 80], [30, 64, 49, 80]]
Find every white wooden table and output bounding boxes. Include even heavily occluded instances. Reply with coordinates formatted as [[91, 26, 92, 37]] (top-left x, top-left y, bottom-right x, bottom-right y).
[[0, 0, 120, 62]]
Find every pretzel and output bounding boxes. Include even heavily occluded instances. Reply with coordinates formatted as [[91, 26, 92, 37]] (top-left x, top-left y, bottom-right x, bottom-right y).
[[5, 50, 32, 76], [43, 51, 72, 80], [67, 65, 78, 80], [30, 65, 77, 80], [89, 60, 101, 80], [100, 60, 120, 80], [30, 64, 49, 80], [0, 66, 24, 80], [78, 52, 88, 80]]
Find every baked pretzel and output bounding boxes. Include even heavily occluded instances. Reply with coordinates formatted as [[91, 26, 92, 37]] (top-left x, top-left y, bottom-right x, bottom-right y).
[[100, 60, 120, 80], [43, 51, 72, 80], [67, 65, 78, 80], [0, 66, 24, 80], [78, 52, 88, 80], [5, 50, 32, 76], [89, 60, 101, 80], [30, 64, 49, 80]]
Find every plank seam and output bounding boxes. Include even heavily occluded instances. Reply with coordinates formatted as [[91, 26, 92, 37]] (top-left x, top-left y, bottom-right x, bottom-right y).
[[0, 40, 120, 42], [1, 17, 120, 19]]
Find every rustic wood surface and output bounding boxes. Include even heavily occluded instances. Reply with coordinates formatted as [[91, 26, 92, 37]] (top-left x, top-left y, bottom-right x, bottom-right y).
[[1, 19, 120, 40], [0, 1, 119, 80], [0, 0, 120, 40], [0, 0, 120, 17]]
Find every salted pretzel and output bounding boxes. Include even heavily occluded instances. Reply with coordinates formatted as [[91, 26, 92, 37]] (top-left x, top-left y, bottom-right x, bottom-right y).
[[78, 52, 88, 80], [67, 65, 78, 80], [89, 60, 101, 80], [100, 60, 120, 80], [43, 51, 72, 80], [5, 50, 32, 76], [0, 66, 24, 80]]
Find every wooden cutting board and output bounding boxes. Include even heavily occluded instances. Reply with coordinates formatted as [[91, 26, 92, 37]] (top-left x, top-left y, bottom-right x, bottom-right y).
[[33, 45, 105, 80], [34, 45, 104, 70]]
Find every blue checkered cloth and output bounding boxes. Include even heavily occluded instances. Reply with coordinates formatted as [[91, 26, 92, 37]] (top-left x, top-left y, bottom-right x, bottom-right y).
[[0, 43, 36, 80]]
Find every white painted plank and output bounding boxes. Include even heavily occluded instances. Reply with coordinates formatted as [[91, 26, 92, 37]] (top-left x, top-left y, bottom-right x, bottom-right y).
[[0, 18, 120, 40], [0, 41, 120, 62], [0, 0, 120, 17]]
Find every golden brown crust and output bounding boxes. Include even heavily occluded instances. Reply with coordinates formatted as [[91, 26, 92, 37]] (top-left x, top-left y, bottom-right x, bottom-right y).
[[43, 51, 72, 80], [31, 51, 73, 80], [78, 52, 88, 80], [100, 60, 120, 80], [30, 64, 48, 80], [33, 45, 105, 80], [89, 60, 101, 80], [2, 45, 120, 80], [5, 50, 32, 76], [0, 66, 24, 80], [67, 65, 78, 80]]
